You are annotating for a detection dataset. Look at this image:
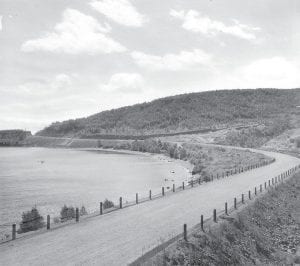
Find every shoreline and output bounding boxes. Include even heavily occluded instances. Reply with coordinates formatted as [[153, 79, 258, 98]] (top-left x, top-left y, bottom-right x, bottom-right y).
[[80, 147, 194, 181]]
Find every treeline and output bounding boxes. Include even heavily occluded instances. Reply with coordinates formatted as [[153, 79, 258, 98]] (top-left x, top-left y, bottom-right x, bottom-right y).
[[36, 89, 300, 137], [219, 118, 291, 148], [0, 130, 31, 141], [99, 139, 208, 176]]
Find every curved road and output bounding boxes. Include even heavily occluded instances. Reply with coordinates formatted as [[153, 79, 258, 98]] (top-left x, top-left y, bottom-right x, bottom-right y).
[[0, 147, 299, 266]]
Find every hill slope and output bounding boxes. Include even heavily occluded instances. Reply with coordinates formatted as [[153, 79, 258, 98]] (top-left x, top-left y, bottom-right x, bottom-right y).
[[37, 89, 300, 138]]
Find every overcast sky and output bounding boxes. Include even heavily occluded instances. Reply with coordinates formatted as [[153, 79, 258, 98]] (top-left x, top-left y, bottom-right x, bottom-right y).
[[0, 0, 299, 132]]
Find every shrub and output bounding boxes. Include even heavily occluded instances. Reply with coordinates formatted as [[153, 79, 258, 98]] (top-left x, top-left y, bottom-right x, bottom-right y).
[[18, 207, 44, 233], [53, 216, 60, 224], [80, 206, 88, 216], [60, 205, 75, 221], [103, 199, 114, 209]]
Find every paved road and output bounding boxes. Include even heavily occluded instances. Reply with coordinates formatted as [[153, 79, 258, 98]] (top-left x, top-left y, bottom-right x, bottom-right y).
[[0, 148, 299, 266]]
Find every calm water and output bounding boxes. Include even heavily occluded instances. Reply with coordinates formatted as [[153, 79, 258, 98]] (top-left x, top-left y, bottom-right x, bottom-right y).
[[0, 147, 191, 225]]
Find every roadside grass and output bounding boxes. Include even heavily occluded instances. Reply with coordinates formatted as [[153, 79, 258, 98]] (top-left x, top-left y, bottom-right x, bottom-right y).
[[142, 171, 300, 266]]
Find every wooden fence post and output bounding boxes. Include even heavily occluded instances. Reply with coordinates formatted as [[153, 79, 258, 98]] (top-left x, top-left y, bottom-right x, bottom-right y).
[[47, 215, 50, 230], [191, 180, 194, 187], [76, 208, 79, 222], [234, 198, 237, 209], [201, 215, 204, 231], [265, 182, 267, 189], [213, 209, 217, 223], [248, 190, 251, 200], [255, 187, 257, 195], [260, 184, 262, 193], [242, 194, 244, 204], [173, 183, 175, 192], [225, 202, 228, 215], [100, 202, 103, 215], [136, 193, 138, 204], [149, 190, 152, 200], [162, 187, 165, 196], [119, 197, 123, 209], [182, 182, 185, 190], [183, 224, 187, 241], [12, 224, 16, 240], [268, 180, 271, 187]]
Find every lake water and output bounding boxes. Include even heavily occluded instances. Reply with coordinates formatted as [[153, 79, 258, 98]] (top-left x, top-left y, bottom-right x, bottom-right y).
[[0, 147, 191, 226]]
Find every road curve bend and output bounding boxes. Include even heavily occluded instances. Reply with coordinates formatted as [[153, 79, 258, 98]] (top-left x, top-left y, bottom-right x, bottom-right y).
[[0, 147, 299, 266]]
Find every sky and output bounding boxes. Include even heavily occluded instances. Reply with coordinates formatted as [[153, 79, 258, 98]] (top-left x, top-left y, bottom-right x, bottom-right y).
[[0, 0, 299, 132]]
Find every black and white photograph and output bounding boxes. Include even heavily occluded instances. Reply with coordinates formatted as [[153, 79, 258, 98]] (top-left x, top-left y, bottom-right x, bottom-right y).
[[0, 0, 300, 265]]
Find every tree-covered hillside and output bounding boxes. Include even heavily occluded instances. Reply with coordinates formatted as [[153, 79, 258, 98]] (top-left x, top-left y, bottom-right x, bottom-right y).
[[36, 89, 300, 137]]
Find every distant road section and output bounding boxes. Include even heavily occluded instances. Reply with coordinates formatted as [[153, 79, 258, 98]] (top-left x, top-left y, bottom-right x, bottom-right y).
[[0, 147, 299, 266]]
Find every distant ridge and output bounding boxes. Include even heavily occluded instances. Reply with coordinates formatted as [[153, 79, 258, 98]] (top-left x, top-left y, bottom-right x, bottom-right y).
[[37, 89, 300, 138]]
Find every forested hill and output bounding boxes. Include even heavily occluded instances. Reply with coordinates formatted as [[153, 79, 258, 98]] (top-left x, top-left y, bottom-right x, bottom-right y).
[[37, 89, 300, 138]]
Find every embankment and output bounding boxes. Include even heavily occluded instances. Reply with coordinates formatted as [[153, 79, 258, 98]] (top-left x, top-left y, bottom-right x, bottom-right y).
[[140, 171, 300, 266]]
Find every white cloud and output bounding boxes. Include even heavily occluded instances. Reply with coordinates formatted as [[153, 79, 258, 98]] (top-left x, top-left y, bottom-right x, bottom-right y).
[[239, 57, 300, 88], [90, 0, 147, 27], [103, 73, 144, 93], [18, 74, 73, 96], [131, 49, 212, 71], [21, 9, 126, 54], [170, 9, 260, 40]]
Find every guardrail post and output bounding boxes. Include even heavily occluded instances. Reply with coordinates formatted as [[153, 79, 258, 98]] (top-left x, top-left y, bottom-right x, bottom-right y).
[[234, 198, 237, 209], [136, 193, 138, 204], [173, 183, 175, 192], [119, 197, 123, 209], [183, 224, 187, 241], [12, 223, 16, 240], [149, 190, 152, 200], [225, 202, 228, 215], [201, 215, 204, 231], [213, 209, 217, 223], [76, 208, 79, 222], [100, 202, 103, 215], [47, 215, 50, 230]]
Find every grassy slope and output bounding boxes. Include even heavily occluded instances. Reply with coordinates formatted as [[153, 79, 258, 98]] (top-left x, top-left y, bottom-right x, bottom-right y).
[[36, 89, 300, 138], [143, 171, 300, 266]]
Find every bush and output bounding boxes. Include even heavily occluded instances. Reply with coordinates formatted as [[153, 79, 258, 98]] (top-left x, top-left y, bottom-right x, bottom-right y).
[[53, 216, 60, 224], [18, 207, 44, 233], [103, 199, 114, 209], [80, 206, 88, 216], [60, 205, 75, 221]]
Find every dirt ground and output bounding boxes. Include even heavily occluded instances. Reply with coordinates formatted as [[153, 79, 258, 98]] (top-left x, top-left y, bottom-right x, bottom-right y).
[[141, 171, 300, 266]]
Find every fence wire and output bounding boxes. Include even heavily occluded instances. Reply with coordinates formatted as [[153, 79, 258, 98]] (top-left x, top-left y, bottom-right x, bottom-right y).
[[1, 161, 297, 245]]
